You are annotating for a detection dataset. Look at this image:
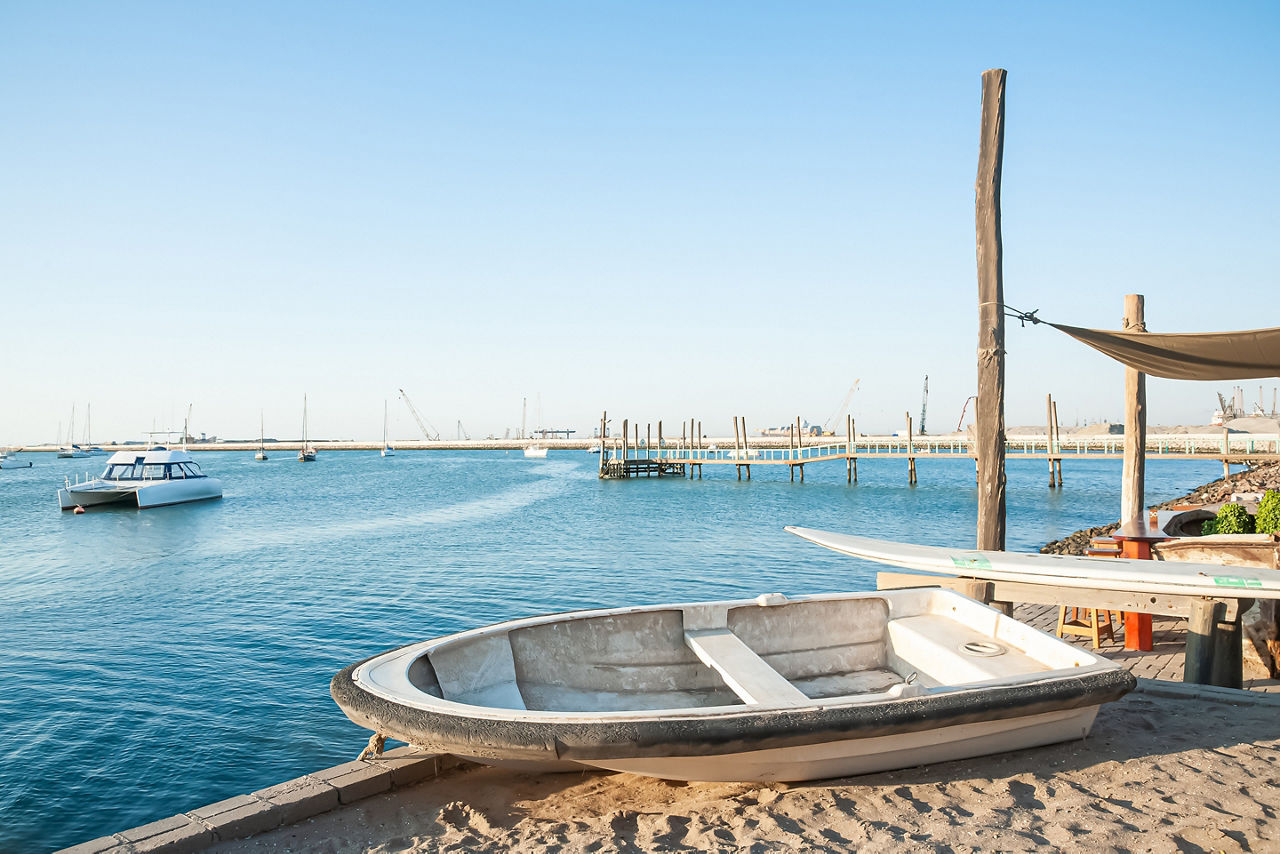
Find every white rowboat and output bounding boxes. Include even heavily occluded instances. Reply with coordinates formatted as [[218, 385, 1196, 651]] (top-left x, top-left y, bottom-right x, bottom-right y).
[[332, 587, 1132, 783]]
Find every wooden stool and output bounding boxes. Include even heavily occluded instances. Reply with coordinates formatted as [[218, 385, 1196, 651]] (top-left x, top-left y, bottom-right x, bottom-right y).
[[1057, 606, 1116, 648], [1084, 536, 1121, 557]]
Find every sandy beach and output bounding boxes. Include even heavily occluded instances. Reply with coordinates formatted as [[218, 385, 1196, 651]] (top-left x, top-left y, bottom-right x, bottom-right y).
[[209, 686, 1280, 853]]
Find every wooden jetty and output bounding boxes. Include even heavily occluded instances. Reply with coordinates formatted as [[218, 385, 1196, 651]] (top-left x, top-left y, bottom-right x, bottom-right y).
[[596, 409, 1280, 483]]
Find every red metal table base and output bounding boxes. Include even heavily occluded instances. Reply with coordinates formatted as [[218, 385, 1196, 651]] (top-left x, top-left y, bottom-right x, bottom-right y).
[[1116, 535, 1159, 651]]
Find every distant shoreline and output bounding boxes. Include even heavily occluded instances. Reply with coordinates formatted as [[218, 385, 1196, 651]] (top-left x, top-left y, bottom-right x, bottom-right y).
[[5, 425, 1277, 454]]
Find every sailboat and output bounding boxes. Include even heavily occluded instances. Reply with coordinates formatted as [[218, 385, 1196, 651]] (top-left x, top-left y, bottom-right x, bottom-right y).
[[298, 395, 317, 462], [57, 405, 89, 458], [523, 394, 547, 458], [83, 404, 104, 454], [381, 401, 395, 457], [255, 412, 268, 460]]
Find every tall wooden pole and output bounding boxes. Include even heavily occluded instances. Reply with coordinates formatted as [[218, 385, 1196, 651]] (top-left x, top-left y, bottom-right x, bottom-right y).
[[1046, 394, 1055, 487], [1121, 293, 1147, 526], [975, 68, 1008, 551], [1052, 398, 1063, 486]]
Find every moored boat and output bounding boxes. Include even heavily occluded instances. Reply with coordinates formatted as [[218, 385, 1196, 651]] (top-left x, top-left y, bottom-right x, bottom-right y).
[[298, 394, 317, 462], [381, 400, 394, 457], [57, 447, 222, 510], [331, 587, 1132, 783], [255, 411, 268, 461]]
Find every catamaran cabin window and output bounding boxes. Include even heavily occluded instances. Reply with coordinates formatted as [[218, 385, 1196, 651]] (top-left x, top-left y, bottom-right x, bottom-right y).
[[165, 464, 185, 479], [180, 463, 201, 477], [142, 464, 166, 479], [105, 464, 137, 479]]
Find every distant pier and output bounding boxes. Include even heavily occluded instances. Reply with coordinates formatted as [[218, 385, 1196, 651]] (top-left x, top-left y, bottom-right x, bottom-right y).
[[594, 410, 1280, 485]]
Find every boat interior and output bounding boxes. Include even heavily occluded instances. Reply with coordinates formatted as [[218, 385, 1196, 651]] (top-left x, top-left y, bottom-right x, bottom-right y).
[[400, 590, 1098, 714]]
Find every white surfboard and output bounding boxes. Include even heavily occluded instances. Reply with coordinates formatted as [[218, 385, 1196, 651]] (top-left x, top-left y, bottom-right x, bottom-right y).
[[785, 526, 1280, 599]]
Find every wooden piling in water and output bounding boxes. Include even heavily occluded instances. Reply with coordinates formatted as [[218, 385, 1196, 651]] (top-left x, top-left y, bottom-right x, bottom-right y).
[[1052, 399, 1063, 486], [1046, 394, 1055, 487], [696, 419, 703, 479], [737, 414, 747, 481], [599, 410, 607, 476], [906, 412, 917, 484], [848, 415, 857, 483]]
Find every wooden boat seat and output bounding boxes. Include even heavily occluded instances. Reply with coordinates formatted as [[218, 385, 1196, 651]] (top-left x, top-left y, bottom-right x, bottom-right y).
[[684, 628, 810, 706]]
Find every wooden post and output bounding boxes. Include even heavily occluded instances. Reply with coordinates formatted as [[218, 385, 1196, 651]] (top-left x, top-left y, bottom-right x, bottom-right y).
[[737, 414, 747, 478], [1052, 399, 1063, 486], [1210, 607, 1244, 689], [906, 412, 916, 484], [975, 68, 1008, 551], [599, 410, 607, 476], [1185, 599, 1218, 686], [1121, 294, 1147, 527], [1223, 427, 1231, 478], [1046, 394, 1055, 488], [846, 414, 854, 484], [742, 416, 751, 480], [622, 418, 629, 462], [789, 424, 795, 482]]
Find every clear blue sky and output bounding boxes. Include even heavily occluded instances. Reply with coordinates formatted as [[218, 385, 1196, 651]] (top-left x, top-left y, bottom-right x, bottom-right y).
[[2, 2, 1276, 443]]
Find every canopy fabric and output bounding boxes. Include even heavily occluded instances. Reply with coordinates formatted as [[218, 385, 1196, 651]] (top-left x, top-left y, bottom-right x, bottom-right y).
[[1050, 323, 1280, 381]]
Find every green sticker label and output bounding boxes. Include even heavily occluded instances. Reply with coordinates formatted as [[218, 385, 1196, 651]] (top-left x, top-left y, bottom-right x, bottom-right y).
[[1212, 576, 1263, 589], [951, 555, 993, 571]]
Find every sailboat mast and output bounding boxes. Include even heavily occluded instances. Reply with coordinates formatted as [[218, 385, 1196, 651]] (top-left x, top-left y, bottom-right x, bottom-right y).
[[521, 398, 527, 440]]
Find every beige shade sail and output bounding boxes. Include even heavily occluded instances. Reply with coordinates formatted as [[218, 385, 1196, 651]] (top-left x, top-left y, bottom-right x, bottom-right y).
[[1051, 323, 1280, 381]]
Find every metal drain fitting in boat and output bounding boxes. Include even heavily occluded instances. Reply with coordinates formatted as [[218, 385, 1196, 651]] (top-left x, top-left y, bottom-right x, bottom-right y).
[[961, 640, 1007, 657]]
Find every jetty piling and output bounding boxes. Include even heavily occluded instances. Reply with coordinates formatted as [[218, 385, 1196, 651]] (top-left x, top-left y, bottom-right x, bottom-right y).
[[906, 412, 917, 485], [1052, 397, 1063, 486], [847, 415, 856, 483]]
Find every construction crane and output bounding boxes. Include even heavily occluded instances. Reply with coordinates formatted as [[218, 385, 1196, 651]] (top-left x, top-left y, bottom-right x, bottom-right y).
[[822, 380, 861, 434], [956, 395, 977, 432], [1217, 392, 1239, 422], [918, 376, 929, 436], [456, 420, 470, 441], [398, 388, 440, 441]]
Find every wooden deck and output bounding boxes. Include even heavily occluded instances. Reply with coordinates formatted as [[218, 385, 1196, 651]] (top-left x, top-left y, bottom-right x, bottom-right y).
[[1013, 602, 1280, 692]]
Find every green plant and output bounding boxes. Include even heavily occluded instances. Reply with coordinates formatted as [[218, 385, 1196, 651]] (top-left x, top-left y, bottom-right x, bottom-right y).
[[1201, 517, 1217, 536], [1255, 490, 1280, 535], [1211, 502, 1256, 535]]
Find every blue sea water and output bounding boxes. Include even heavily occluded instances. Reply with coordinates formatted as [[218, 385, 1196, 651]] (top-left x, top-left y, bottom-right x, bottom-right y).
[[0, 449, 1227, 852]]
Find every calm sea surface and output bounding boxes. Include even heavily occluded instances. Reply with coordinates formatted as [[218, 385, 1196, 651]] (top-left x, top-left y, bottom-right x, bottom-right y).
[[0, 449, 1226, 852]]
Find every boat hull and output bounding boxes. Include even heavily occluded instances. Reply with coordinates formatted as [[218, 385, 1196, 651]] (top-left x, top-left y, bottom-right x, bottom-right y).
[[331, 589, 1133, 783], [585, 705, 1098, 782], [58, 477, 223, 510]]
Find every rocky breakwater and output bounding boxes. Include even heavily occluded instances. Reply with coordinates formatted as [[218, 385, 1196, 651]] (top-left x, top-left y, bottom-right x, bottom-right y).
[[1041, 460, 1280, 556]]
